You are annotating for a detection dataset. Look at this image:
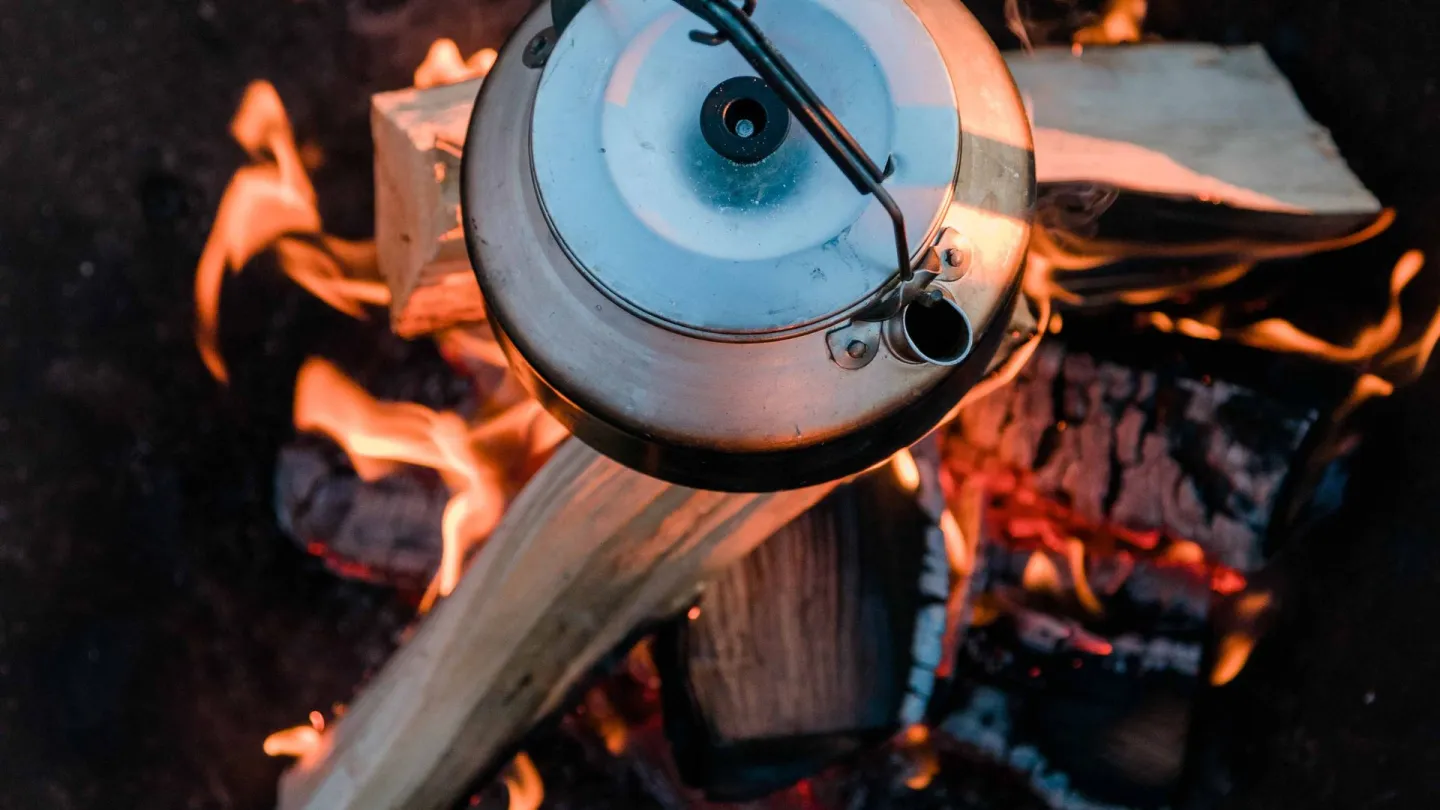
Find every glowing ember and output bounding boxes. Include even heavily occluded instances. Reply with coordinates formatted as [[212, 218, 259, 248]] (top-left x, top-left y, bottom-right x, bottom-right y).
[[980, 480, 1252, 609], [414, 38, 498, 89], [293, 357, 506, 606], [892, 448, 922, 492], [1159, 539, 1207, 566], [195, 81, 388, 383]]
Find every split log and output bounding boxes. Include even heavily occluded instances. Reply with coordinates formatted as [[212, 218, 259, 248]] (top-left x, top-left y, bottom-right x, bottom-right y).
[[1012, 43, 1378, 215], [277, 439, 837, 810], [372, 77, 487, 337], [655, 439, 953, 802], [371, 44, 1380, 336]]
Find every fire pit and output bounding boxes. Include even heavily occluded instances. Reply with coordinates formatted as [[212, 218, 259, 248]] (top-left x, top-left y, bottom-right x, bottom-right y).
[[5, 1, 1440, 809]]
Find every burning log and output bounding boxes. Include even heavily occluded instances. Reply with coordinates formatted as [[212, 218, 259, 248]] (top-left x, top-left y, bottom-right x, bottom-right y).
[[371, 44, 1380, 336], [946, 334, 1343, 570], [275, 439, 838, 810], [934, 333, 1353, 809]]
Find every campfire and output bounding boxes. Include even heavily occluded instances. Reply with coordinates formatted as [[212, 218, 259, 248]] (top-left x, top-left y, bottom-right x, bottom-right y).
[[183, 4, 1439, 810]]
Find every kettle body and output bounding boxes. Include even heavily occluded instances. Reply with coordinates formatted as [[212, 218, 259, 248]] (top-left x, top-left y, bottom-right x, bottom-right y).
[[463, 0, 1034, 491]]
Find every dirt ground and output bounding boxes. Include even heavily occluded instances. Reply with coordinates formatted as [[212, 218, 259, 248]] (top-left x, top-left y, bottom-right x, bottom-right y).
[[0, 1, 1438, 808]]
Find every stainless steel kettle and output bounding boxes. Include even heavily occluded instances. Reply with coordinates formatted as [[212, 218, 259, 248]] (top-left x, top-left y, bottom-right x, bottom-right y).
[[462, 0, 1035, 491]]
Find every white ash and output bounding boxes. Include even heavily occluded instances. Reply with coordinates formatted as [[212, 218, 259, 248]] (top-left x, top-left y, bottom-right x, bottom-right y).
[[941, 688, 1145, 810]]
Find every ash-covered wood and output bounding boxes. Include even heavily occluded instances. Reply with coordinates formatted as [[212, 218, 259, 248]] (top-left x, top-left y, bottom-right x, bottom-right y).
[[935, 334, 1345, 810], [948, 339, 1320, 571]]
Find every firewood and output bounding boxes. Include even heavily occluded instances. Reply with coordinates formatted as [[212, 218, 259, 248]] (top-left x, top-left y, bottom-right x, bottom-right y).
[[276, 439, 837, 810], [371, 77, 487, 337], [655, 439, 954, 802], [935, 332, 1353, 810], [1013, 43, 1378, 216], [371, 44, 1379, 336], [945, 334, 1341, 572], [275, 436, 448, 587]]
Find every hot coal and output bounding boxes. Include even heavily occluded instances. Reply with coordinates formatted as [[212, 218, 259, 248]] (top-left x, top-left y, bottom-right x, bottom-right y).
[[929, 333, 1356, 810]]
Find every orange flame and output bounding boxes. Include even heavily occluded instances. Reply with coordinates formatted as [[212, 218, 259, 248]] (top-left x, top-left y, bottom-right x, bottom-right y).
[[293, 357, 507, 606], [263, 711, 326, 759], [582, 688, 631, 756], [263, 725, 320, 758], [1063, 537, 1103, 615], [939, 508, 971, 578], [1144, 250, 1429, 368], [897, 724, 939, 791], [1074, 0, 1147, 45], [892, 448, 922, 492], [1336, 373, 1396, 424], [196, 81, 388, 383], [502, 753, 544, 810], [1211, 591, 1273, 686], [414, 39, 498, 89], [1021, 550, 1063, 594]]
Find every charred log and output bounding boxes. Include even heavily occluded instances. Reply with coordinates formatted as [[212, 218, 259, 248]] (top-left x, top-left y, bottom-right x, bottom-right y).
[[936, 333, 1352, 809]]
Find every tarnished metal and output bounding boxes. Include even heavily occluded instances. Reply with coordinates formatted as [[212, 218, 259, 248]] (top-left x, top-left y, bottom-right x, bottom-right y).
[[826, 320, 882, 371], [463, 0, 1035, 491]]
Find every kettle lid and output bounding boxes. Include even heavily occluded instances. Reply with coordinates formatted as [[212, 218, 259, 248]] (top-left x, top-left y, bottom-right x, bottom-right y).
[[463, 0, 1035, 491], [530, 0, 961, 338]]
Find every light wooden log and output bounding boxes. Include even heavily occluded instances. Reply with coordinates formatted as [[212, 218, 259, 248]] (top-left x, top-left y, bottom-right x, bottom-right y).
[[276, 438, 836, 810], [371, 43, 1379, 336], [657, 438, 950, 801], [1010, 43, 1379, 215], [372, 77, 487, 337]]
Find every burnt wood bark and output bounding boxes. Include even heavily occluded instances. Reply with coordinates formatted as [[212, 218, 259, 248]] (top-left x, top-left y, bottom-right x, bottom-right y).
[[946, 337, 1332, 571], [937, 333, 1352, 810]]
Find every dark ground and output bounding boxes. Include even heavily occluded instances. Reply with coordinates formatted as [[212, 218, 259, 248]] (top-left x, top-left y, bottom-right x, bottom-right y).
[[0, 1, 1438, 808]]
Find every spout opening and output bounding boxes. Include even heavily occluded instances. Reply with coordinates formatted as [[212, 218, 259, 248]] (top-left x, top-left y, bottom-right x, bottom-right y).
[[899, 297, 973, 366]]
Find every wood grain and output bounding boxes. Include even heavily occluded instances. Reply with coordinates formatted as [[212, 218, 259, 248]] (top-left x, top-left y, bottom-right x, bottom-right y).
[[1008, 44, 1380, 214], [276, 439, 835, 810]]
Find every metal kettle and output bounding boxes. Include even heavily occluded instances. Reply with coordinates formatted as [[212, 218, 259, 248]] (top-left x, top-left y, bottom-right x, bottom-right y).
[[462, 0, 1035, 492]]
